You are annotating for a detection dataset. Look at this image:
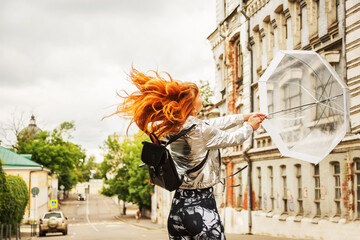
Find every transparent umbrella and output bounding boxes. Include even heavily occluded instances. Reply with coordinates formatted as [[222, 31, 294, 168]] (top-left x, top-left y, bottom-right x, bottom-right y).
[[259, 50, 350, 164]]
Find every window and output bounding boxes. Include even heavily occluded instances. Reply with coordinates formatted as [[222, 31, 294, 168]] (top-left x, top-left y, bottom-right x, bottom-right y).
[[296, 165, 303, 215], [258, 167, 262, 210], [282, 79, 301, 127], [269, 166, 274, 211], [314, 164, 321, 216], [283, 79, 301, 111], [355, 159, 360, 218], [315, 74, 337, 120], [333, 162, 341, 216], [281, 165, 287, 213], [336, 0, 340, 21], [317, 0, 320, 33], [236, 169, 243, 208], [267, 89, 274, 114], [237, 42, 244, 83]]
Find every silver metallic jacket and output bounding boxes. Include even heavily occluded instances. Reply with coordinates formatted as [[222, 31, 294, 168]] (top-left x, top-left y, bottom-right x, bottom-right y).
[[167, 114, 253, 189]]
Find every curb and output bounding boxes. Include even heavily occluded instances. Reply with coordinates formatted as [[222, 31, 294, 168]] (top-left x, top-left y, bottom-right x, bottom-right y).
[[114, 215, 166, 232]]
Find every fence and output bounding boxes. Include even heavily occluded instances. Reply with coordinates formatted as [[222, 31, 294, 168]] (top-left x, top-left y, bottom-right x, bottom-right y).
[[0, 224, 21, 240]]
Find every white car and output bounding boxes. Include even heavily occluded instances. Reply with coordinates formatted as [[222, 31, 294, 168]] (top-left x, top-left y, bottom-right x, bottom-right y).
[[39, 211, 68, 237], [77, 193, 87, 201]]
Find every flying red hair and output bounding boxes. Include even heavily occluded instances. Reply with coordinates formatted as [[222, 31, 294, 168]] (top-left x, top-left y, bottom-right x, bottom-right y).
[[111, 68, 199, 139]]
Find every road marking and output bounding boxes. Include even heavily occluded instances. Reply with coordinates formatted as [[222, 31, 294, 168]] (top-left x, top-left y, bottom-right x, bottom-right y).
[[68, 221, 124, 226], [86, 195, 99, 232]]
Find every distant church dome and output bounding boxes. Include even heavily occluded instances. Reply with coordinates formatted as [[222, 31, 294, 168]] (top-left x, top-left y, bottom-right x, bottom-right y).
[[18, 115, 42, 139]]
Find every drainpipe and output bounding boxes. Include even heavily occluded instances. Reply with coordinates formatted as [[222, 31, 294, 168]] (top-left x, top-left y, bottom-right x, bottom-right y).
[[238, 0, 254, 235], [28, 165, 44, 219], [218, 23, 229, 229]]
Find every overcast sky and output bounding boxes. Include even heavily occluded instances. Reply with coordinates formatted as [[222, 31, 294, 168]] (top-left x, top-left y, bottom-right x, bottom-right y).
[[0, 0, 216, 162]]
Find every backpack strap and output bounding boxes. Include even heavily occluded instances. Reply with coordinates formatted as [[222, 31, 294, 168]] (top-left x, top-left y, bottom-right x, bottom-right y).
[[186, 150, 209, 174], [166, 124, 197, 146], [166, 124, 209, 174], [219, 165, 248, 187]]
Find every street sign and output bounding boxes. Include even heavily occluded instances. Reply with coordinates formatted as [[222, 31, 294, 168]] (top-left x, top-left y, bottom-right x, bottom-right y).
[[31, 187, 40, 196], [50, 199, 58, 208]]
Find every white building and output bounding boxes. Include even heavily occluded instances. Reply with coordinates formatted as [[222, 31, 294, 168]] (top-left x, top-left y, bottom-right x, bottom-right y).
[[152, 1, 360, 239]]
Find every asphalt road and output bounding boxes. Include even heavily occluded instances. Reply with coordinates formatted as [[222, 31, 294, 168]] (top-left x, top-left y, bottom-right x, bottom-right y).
[[29, 193, 305, 240], [31, 193, 168, 240]]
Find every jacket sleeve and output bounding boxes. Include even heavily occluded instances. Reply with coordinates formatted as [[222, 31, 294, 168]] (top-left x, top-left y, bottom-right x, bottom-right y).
[[201, 122, 253, 150], [204, 114, 245, 130]]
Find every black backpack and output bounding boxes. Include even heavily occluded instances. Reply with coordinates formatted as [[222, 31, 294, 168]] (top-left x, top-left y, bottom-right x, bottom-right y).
[[140, 124, 208, 191]]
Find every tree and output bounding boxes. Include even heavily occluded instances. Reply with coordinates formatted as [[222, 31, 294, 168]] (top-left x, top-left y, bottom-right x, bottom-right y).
[[198, 80, 214, 112], [76, 155, 101, 182], [0, 162, 29, 229], [0, 161, 12, 223], [17, 122, 86, 191], [101, 133, 153, 209]]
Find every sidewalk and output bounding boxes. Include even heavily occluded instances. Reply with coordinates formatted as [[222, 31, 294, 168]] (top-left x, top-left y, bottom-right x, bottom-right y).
[[116, 211, 305, 240], [20, 224, 34, 240]]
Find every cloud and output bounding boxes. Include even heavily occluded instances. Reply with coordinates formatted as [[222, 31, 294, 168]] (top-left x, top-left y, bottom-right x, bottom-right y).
[[0, 0, 216, 161]]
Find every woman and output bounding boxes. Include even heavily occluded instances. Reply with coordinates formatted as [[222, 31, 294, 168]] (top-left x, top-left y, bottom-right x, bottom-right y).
[[112, 68, 266, 239]]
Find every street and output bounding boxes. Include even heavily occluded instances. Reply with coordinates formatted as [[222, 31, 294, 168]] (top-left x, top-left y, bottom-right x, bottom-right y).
[[27, 193, 305, 240], [31, 193, 168, 240]]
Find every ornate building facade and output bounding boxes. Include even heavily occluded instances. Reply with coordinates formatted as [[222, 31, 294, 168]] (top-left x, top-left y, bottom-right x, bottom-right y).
[[151, 1, 360, 239]]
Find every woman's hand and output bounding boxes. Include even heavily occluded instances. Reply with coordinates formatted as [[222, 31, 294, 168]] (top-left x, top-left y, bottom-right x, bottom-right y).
[[247, 113, 267, 130], [243, 112, 267, 122]]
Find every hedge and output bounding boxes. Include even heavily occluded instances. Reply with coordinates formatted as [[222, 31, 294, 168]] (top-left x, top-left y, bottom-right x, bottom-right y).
[[0, 162, 29, 226]]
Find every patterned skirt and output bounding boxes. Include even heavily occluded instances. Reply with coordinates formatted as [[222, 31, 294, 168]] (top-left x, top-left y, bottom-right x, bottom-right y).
[[167, 187, 225, 240]]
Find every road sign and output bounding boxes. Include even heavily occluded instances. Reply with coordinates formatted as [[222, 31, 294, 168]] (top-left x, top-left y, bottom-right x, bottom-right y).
[[50, 199, 58, 208], [31, 187, 40, 196]]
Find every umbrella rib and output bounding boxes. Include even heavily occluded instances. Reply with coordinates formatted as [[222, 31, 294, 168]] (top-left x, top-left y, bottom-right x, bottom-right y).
[[267, 94, 343, 117], [318, 75, 331, 99], [317, 101, 344, 114]]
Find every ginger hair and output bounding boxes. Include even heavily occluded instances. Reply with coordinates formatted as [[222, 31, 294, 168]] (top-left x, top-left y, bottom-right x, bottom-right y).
[[111, 68, 199, 140]]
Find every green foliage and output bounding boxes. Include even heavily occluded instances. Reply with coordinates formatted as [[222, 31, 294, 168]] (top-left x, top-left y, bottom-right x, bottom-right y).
[[76, 155, 101, 182], [6, 175, 29, 225], [198, 80, 214, 110], [16, 122, 87, 191], [0, 162, 29, 227], [0, 162, 12, 223], [101, 133, 153, 209]]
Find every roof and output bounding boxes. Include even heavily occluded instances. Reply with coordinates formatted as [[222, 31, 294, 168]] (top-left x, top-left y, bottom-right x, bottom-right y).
[[0, 146, 42, 168]]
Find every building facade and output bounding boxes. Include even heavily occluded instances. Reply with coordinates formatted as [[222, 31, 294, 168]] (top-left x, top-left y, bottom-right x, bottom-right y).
[[152, 0, 360, 239]]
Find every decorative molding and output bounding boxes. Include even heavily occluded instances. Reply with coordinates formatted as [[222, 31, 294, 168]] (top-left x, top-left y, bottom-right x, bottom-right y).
[[320, 33, 331, 43], [284, 8, 291, 19], [271, 19, 277, 29], [249, 36, 255, 46], [260, 28, 265, 38], [303, 44, 312, 50], [300, 0, 307, 8]]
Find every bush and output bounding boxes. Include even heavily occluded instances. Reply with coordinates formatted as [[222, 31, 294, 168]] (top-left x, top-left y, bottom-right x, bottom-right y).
[[0, 162, 29, 227], [7, 175, 29, 225], [0, 162, 12, 223]]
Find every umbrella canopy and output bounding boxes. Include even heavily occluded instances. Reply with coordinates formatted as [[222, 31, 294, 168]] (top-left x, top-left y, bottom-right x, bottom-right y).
[[259, 50, 350, 164]]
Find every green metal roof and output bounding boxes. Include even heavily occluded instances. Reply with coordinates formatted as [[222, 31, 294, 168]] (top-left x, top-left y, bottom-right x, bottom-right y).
[[0, 146, 42, 168]]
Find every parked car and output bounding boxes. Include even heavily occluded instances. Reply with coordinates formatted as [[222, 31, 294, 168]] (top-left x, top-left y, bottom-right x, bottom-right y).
[[39, 211, 68, 237], [77, 193, 87, 201]]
